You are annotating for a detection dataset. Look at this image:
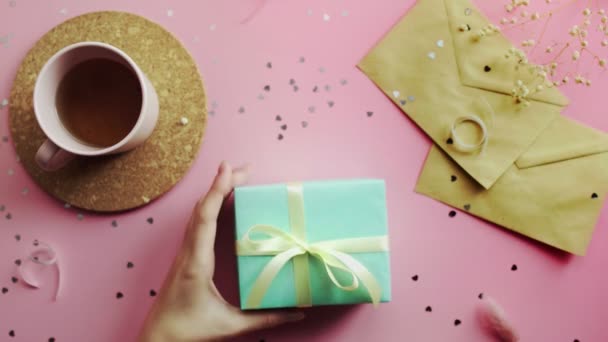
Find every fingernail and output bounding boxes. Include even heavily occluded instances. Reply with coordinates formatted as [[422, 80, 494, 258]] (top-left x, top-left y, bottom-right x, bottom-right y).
[[218, 161, 228, 173], [286, 312, 306, 322]]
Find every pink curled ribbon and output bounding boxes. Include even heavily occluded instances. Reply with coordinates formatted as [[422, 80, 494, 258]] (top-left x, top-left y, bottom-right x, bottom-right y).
[[18, 240, 61, 301]]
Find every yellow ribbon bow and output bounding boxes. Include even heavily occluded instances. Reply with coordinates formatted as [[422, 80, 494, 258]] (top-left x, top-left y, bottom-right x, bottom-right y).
[[236, 183, 388, 309]]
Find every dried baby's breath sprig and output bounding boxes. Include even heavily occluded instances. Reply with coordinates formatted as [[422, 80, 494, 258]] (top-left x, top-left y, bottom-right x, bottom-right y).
[[473, 24, 501, 41], [500, 0, 608, 92], [505, 48, 557, 106]]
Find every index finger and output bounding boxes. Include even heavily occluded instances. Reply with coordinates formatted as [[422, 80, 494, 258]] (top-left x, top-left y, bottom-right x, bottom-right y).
[[191, 162, 249, 258]]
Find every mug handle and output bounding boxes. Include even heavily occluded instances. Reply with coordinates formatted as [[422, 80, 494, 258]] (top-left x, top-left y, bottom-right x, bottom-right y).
[[35, 139, 75, 171]]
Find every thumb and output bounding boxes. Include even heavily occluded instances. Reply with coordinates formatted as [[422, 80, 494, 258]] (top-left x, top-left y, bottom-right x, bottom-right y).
[[236, 311, 306, 334]]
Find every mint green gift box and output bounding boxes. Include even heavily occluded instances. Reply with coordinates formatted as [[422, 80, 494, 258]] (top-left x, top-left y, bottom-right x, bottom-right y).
[[234, 179, 391, 310]]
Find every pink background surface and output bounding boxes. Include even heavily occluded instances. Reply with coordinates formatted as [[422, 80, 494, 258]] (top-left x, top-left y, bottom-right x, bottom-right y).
[[1, 1, 608, 341]]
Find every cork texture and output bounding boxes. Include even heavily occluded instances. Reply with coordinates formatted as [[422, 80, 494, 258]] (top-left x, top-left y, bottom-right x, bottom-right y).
[[8, 11, 206, 212]]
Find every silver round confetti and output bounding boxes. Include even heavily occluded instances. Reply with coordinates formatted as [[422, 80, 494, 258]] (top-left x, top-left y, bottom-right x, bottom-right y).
[[308, 106, 316, 113], [465, 8, 472, 16]]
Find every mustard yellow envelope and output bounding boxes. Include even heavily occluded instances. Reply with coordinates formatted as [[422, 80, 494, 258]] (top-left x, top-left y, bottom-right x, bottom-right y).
[[358, 0, 568, 189], [358, 0, 608, 254], [416, 116, 608, 255]]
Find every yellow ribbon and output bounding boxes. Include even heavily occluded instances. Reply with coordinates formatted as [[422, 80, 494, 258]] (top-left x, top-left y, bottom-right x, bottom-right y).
[[236, 182, 388, 309]]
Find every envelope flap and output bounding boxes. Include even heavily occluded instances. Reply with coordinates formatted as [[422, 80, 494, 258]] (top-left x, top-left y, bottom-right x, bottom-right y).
[[516, 117, 608, 168], [444, 0, 569, 107]]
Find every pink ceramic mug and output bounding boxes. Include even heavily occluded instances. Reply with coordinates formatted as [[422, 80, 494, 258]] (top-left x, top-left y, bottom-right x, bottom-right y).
[[33, 42, 159, 171]]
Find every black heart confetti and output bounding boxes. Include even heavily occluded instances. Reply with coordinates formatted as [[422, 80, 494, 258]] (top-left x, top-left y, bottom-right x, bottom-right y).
[[127, 262, 134, 269], [367, 111, 374, 117], [451, 175, 457, 182], [150, 289, 157, 297], [280, 124, 287, 131], [425, 306, 432, 312], [511, 264, 518, 271], [116, 292, 124, 299], [278, 134, 284, 141], [9, 330, 15, 337], [2, 287, 8, 294], [263, 85, 270, 92], [275, 115, 282, 121], [111, 220, 118, 228], [448, 210, 457, 218], [591, 193, 598, 199], [454, 319, 461, 326], [464, 204, 471, 211], [11, 277, 17, 284], [412, 275, 419, 281], [147, 217, 154, 224]]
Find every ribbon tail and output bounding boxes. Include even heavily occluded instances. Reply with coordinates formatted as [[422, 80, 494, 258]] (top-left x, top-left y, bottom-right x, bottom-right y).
[[245, 247, 304, 309], [327, 250, 383, 306]]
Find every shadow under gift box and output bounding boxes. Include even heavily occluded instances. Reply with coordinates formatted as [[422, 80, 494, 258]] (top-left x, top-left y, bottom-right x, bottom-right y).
[[234, 179, 392, 310]]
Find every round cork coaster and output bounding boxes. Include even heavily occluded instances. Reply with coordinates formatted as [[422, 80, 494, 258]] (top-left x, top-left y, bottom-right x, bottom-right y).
[[9, 11, 206, 212]]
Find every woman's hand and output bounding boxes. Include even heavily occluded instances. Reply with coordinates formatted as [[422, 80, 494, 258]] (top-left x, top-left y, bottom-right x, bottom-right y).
[[139, 162, 305, 342]]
